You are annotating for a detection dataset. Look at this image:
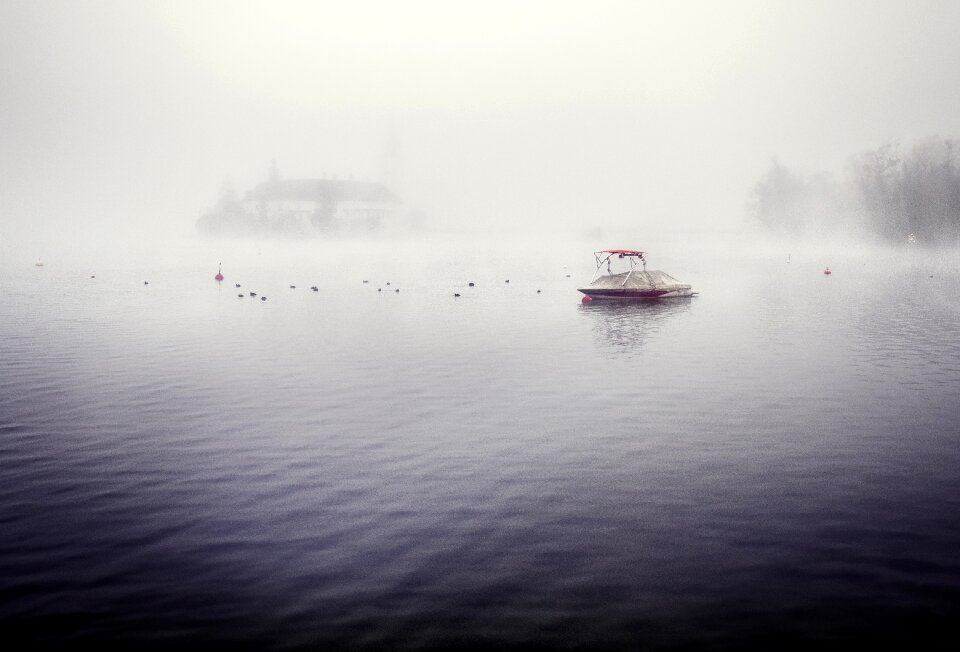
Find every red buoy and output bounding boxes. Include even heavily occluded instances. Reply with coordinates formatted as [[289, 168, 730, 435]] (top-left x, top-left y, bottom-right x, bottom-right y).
[[215, 263, 224, 281], [581, 295, 593, 304]]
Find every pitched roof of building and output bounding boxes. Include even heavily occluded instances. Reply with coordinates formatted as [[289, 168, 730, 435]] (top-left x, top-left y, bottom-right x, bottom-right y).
[[245, 179, 398, 203]]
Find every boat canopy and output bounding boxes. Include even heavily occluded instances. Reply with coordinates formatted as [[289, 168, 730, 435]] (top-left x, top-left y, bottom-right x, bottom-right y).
[[597, 249, 645, 256], [590, 248, 649, 278]]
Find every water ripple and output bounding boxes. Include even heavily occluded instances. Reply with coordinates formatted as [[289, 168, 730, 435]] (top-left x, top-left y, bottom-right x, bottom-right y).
[[1, 250, 959, 648]]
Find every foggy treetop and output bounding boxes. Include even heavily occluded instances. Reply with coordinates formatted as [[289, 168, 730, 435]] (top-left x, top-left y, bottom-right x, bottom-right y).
[[751, 137, 960, 245]]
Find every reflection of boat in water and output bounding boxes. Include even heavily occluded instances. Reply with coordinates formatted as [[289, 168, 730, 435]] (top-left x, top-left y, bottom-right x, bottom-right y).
[[579, 294, 693, 352], [578, 249, 695, 300]]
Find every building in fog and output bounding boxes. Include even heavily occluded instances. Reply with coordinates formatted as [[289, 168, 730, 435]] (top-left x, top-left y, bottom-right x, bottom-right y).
[[198, 161, 400, 235]]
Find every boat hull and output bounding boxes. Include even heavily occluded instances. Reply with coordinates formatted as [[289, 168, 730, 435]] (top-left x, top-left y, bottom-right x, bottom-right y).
[[578, 288, 695, 299], [578, 269, 694, 300]]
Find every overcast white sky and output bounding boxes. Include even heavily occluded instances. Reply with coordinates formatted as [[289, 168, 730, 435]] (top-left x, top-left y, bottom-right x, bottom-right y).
[[2, 0, 960, 242]]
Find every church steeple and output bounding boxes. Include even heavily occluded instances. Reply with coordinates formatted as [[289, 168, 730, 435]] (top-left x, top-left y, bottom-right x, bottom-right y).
[[382, 122, 401, 198]]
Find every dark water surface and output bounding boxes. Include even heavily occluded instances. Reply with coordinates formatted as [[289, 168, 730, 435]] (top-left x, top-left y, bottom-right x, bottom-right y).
[[2, 238, 959, 650]]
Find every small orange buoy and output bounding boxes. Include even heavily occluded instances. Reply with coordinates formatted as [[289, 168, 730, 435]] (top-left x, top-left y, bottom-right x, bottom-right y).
[[215, 262, 224, 281], [581, 295, 592, 304], [824, 267, 832, 275]]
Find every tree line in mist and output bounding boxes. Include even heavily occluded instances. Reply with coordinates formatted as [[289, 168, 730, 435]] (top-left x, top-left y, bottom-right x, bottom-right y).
[[750, 137, 960, 245]]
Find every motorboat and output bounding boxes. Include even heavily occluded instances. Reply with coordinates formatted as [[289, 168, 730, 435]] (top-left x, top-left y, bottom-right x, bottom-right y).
[[578, 249, 695, 300]]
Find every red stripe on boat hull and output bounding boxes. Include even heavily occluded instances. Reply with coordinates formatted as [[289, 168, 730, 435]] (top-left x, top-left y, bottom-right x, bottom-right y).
[[578, 289, 673, 299]]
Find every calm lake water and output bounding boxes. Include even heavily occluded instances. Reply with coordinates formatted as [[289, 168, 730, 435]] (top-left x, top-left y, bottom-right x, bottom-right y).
[[2, 235, 959, 650]]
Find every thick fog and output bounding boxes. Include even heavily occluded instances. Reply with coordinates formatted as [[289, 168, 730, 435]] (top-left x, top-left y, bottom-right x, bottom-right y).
[[3, 0, 960, 260]]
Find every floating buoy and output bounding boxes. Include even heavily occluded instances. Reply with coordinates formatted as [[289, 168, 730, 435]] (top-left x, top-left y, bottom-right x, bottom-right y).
[[144, 281, 149, 285], [581, 295, 592, 304], [238, 294, 243, 298], [261, 296, 267, 301], [468, 282, 475, 287], [824, 267, 832, 275], [215, 262, 224, 282], [290, 285, 296, 289]]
